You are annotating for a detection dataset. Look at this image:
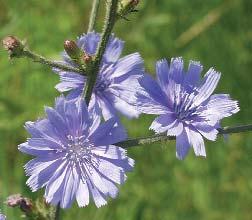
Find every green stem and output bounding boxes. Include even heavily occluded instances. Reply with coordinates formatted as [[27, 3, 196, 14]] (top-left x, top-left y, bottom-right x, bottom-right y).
[[88, 0, 101, 32], [117, 124, 252, 148], [84, 0, 119, 105], [22, 49, 84, 74], [54, 203, 61, 220]]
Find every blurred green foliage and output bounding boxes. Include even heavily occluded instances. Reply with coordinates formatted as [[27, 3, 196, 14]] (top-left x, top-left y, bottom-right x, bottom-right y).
[[0, 0, 252, 219]]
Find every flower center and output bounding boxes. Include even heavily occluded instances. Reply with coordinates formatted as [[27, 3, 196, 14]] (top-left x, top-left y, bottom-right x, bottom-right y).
[[66, 135, 92, 162], [64, 135, 100, 177], [173, 91, 197, 121]]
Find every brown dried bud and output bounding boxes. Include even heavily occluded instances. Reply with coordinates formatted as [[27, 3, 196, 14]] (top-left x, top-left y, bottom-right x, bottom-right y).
[[6, 194, 33, 213], [20, 198, 33, 213], [64, 40, 83, 62], [2, 36, 24, 58], [6, 194, 23, 207]]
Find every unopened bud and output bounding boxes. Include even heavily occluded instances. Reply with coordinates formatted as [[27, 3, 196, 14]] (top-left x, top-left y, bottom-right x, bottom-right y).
[[6, 194, 23, 207], [64, 40, 83, 62], [118, 0, 140, 18], [6, 194, 33, 214], [2, 36, 24, 58], [20, 198, 33, 213], [121, 0, 139, 7]]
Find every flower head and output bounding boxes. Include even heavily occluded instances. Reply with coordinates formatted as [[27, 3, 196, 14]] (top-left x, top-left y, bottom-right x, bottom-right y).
[[19, 96, 134, 208], [54, 32, 144, 120], [0, 214, 6, 220], [137, 58, 239, 159]]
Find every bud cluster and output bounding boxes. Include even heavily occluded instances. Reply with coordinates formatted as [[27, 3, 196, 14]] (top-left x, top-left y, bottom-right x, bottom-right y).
[[64, 40, 93, 68]]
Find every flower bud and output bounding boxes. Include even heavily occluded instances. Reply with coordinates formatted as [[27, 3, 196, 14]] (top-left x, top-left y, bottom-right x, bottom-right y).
[[2, 36, 24, 58], [64, 40, 83, 62], [6, 194, 23, 207], [118, 0, 140, 18], [20, 198, 33, 213], [6, 194, 33, 214]]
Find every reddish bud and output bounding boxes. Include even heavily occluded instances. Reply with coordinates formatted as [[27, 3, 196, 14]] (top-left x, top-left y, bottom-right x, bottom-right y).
[[82, 54, 92, 63], [64, 40, 82, 62], [6, 194, 33, 213], [2, 36, 24, 58]]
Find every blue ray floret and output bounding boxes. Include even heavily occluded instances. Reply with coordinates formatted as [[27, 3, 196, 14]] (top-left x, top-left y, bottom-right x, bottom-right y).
[[19, 96, 134, 208], [137, 58, 240, 160], [0, 214, 6, 220], [53, 32, 144, 120]]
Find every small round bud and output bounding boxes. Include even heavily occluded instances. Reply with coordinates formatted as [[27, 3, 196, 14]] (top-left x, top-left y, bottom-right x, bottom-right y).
[[2, 36, 24, 58], [82, 54, 92, 63]]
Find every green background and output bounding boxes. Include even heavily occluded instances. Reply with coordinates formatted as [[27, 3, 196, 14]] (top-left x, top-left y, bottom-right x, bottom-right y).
[[0, 0, 252, 219]]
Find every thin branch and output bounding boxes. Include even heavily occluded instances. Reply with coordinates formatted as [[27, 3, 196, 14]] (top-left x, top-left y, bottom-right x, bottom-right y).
[[84, 0, 119, 105], [22, 49, 84, 74], [117, 124, 252, 148], [88, 0, 101, 32]]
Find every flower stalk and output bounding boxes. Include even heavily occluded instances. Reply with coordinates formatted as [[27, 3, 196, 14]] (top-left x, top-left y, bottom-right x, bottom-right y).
[[117, 124, 252, 148], [84, 0, 119, 105], [54, 203, 61, 220], [88, 0, 101, 32], [2, 36, 84, 74]]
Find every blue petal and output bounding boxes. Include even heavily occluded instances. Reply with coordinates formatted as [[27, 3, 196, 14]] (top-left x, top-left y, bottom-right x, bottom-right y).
[[150, 113, 177, 133], [89, 117, 127, 146], [87, 180, 107, 208], [137, 74, 170, 114], [156, 59, 170, 91], [45, 161, 69, 206], [104, 34, 124, 63], [191, 68, 221, 107], [77, 32, 100, 55], [176, 129, 191, 160], [25, 156, 64, 191], [45, 107, 68, 139], [184, 60, 202, 89], [186, 127, 206, 157], [197, 94, 240, 125], [97, 158, 126, 184], [168, 57, 184, 84], [76, 179, 89, 207], [93, 145, 127, 160], [97, 95, 118, 120], [61, 168, 80, 209], [111, 53, 144, 80], [55, 72, 85, 92]]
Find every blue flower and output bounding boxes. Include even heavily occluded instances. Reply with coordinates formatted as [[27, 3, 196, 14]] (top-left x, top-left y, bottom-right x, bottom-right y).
[[0, 214, 6, 220], [53, 32, 144, 120], [137, 58, 239, 160], [19, 96, 134, 208]]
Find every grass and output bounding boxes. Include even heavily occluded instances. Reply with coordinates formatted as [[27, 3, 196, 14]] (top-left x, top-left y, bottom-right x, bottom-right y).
[[0, 0, 252, 219]]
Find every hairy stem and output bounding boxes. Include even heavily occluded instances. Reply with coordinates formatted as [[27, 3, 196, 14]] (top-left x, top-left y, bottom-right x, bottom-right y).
[[23, 49, 84, 74], [54, 203, 61, 220], [117, 124, 252, 148], [84, 0, 119, 105], [88, 0, 101, 32]]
